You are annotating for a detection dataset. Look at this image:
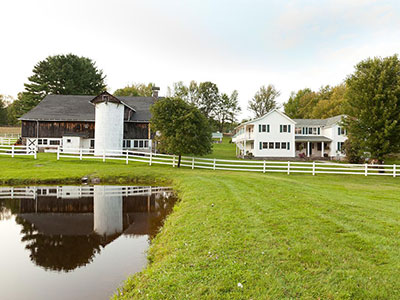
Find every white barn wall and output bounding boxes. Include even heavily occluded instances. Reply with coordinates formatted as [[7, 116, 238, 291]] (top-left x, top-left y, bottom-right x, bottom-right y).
[[94, 102, 124, 156]]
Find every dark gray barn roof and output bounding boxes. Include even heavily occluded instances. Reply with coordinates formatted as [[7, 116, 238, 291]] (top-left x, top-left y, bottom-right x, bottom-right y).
[[19, 94, 156, 122]]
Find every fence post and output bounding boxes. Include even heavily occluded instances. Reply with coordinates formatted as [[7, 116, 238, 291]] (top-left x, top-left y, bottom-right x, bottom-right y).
[[192, 157, 195, 169], [263, 160, 266, 173], [149, 152, 152, 166], [80, 148, 83, 160], [213, 158, 216, 170], [172, 155, 176, 167], [312, 161, 315, 176], [11, 145, 14, 158], [57, 146, 60, 160], [103, 149, 106, 163], [34, 147, 37, 160], [287, 161, 290, 175], [394, 164, 396, 178], [365, 163, 368, 176], [126, 151, 129, 165]]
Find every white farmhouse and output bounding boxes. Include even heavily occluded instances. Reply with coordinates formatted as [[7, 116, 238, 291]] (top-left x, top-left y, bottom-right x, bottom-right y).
[[233, 109, 347, 159]]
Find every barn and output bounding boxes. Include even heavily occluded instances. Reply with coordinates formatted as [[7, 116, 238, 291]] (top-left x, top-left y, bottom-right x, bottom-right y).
[[19, 91, 158, 154]]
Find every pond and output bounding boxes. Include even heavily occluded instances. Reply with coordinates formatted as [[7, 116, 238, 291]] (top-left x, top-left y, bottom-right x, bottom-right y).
[[0, 185, 177, 300]]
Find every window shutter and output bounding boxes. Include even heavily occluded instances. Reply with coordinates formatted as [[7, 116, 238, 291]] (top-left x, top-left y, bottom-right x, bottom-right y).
[[280, 125, 282, 132], [338, 127, 341, 135], [267, 124, 270, 132], [288, 125, 291, 133], [259, 124, 261, 132], [259, 142, 262, 150], [287, 142, 290, 150], [318, 128, 320, 135]]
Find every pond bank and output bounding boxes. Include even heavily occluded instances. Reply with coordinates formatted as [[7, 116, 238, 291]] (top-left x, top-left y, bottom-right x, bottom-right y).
[[2, 154, 400, 299]]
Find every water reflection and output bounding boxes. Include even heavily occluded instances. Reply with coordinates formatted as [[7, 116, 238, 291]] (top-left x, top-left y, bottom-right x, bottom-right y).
[[0, 186, 176, 272]]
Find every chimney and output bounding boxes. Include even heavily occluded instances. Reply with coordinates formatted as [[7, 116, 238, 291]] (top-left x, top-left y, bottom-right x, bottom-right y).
[[152, 86, 160, 99]]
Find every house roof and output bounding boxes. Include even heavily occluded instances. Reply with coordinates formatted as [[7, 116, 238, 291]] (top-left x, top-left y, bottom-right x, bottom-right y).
[[295, 136, 332, 142], [19, 94, 157, 122], [236, 109, 296, 129], [293, 115, 345, 127]]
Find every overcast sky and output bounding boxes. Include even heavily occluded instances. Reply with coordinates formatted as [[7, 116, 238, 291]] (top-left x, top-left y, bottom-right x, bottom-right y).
[[1, 0, 400, 119]]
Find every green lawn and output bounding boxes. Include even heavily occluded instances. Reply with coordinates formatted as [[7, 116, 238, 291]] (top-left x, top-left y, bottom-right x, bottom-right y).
[[202, 136, 237, 160], [1, 154, 400, 299]]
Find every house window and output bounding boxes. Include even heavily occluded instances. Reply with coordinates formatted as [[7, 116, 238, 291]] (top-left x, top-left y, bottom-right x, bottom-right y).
[[275, 142, 280, 149], [280, 125, 290, 133], [269, 142, 274, 149], [312, 128, 317, 135], [281, 142, 287, 149], [338, 127, 345, 135], [259, 124, 268, 132], [50, 140, 60, 145], [295, 127, 302, 134], [262, 142, 268, 149], [337, 142, 344, 153], [317, 143, 322, 151]]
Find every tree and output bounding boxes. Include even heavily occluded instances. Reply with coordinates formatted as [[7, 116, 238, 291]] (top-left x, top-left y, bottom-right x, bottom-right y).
[[0, 95, 7, 125], [284, 88, 314, 118], [23, 54, 106, 111], [284, 85, 347, 119], [248, 85, 280, 117], [114, 83, 154, 97], [196, 81, 220, 118], [214, 90, 241, 132], [344, 55, 400, 163], [150, 97, 212, 167]]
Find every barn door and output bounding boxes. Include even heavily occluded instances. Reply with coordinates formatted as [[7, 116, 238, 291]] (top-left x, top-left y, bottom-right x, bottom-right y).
[[27, 138, 37, 154]]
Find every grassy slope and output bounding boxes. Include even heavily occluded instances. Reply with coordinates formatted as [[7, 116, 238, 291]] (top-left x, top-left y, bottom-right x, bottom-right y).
[[1, 154, 400, 299], [202, 137, 238, 160]]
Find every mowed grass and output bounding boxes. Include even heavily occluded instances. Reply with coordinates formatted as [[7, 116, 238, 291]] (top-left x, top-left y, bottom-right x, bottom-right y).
[[202, 136, 238, 160], [1, 154, 400, 299]]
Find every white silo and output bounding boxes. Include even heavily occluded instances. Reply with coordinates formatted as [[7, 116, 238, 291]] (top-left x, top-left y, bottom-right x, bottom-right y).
[[92, 93, 124, 156], [93, 185, 123, 237]]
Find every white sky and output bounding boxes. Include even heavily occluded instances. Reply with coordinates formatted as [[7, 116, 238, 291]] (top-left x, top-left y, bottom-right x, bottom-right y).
[[1, 0, 400, 119]]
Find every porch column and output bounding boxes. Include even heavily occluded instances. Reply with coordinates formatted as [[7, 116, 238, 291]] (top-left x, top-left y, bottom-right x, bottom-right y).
[[307, 141, 310, 157], [321, 142, 324, 158]]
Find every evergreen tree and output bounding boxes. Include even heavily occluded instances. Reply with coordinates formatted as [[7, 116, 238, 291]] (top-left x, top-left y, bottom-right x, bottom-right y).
[[22, 54, 106, 112]]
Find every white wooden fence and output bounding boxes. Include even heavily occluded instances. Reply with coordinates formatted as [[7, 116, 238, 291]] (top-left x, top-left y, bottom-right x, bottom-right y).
[[0, 185, 172, 200], [0, 137, 18, 145], [0, 145, 37, 158], [55, 147, 399, 177]]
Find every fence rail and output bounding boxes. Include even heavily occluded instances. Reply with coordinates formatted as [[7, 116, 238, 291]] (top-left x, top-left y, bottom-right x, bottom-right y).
[[55, 147, 399, 177], [0, 185, 172, 200], [0, 145, 36, 158], [0, 137, 18, 145]]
